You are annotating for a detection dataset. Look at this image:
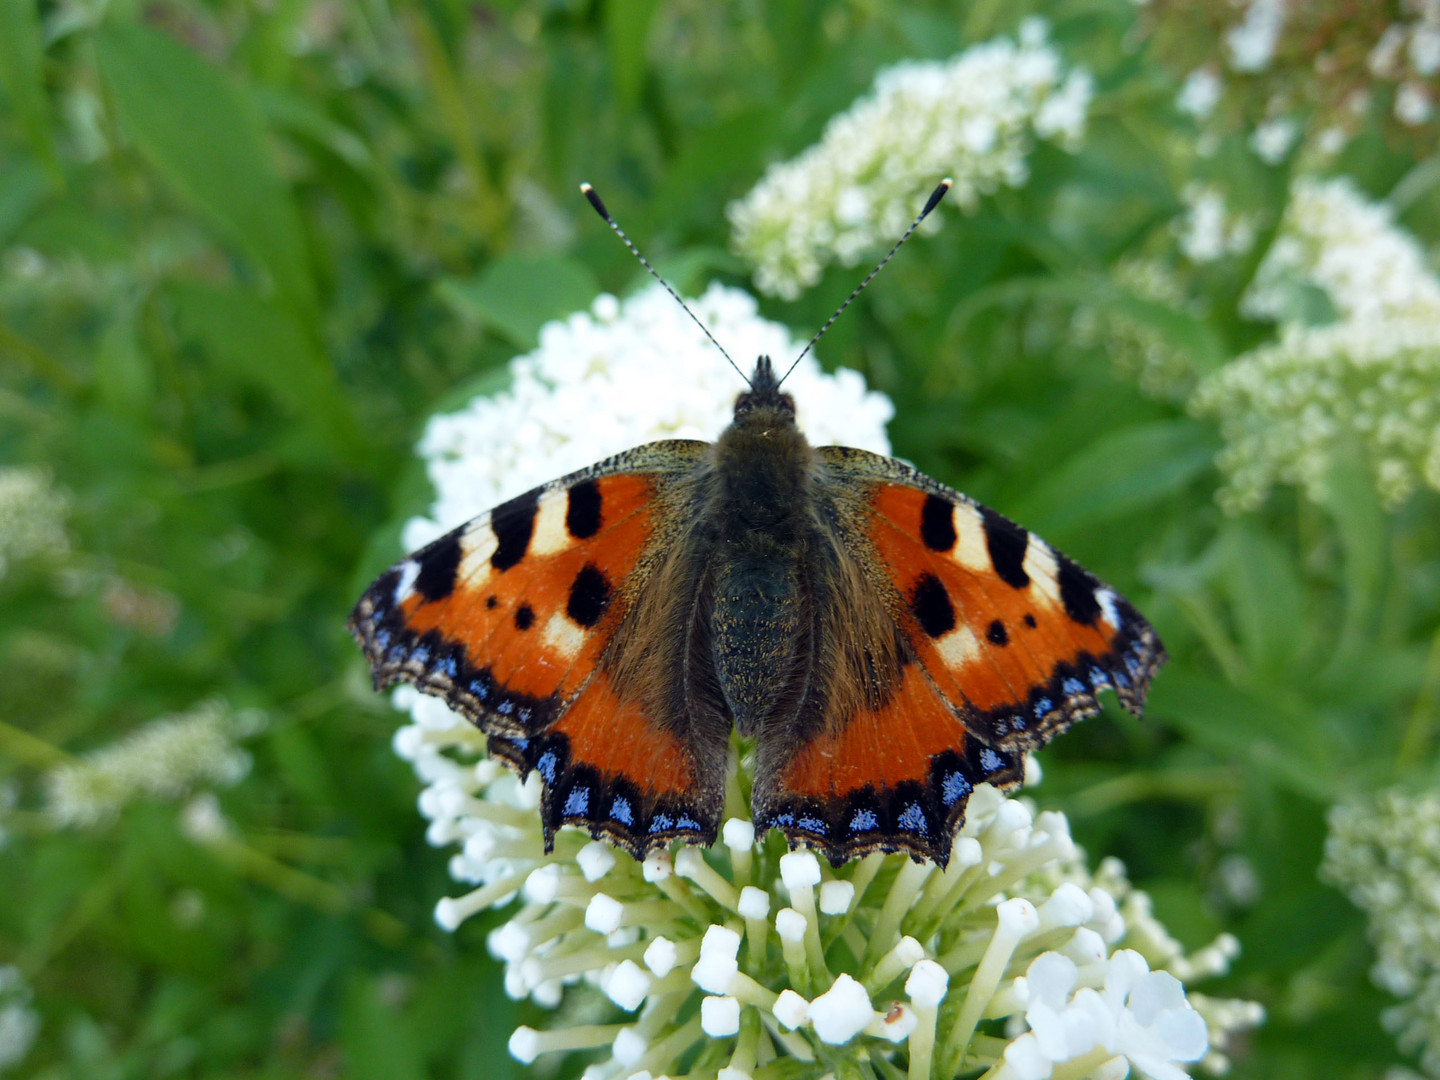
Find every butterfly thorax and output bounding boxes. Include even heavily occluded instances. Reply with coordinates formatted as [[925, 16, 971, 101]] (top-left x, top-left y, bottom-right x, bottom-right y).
[[707, 358, 816, 736]]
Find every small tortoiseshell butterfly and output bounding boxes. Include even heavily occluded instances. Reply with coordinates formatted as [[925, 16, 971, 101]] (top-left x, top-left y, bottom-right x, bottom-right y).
[[350, 184, 1166, 868]]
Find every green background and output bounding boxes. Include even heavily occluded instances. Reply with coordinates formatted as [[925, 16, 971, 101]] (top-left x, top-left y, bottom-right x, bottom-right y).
[[2, 1, 1438, 1077]]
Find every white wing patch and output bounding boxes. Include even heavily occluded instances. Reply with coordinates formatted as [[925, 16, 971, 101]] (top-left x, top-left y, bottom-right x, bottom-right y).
[[457, 518, 499, 587], [951, 502, 991, 573], [393, 559, 421, 605], [1021, 537, 1061, 609], [529, 488, 572, 557]]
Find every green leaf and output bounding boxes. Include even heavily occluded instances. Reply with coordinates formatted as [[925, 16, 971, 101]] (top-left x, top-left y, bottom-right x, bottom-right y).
[[436, 253, 600, 348], [605, 0, 661, 108], [1008, 419, 1216, 543], [1219, 521, 1309, 679], [167, 282, 354, 451], [1321, 448, 1388, 675], [95, 23, 316, 317], [0, 0, 54, 165], [1150, 670, 1341, 800]]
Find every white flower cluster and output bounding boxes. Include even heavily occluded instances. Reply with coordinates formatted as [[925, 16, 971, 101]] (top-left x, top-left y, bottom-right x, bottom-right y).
[[398, 732, 1258, 1080], [727, 20, 1092, 300], [0, 466, 69, 581], [402, 282, 893, 552], [386, 287, 1261, 1077], [1243, 177, 1440, 326], [1224, 0, 1286, 72], [1194, 176, 1440, 511], [1192, 320, 1440, 511], [44, 699, 262, 828], [1174, 185, 1256, 265], [0, 966, 39, 1073], [1072, 257, 1202, 400], [1369, 2, 1440, 126], [1323, 788, 1440, 1077]]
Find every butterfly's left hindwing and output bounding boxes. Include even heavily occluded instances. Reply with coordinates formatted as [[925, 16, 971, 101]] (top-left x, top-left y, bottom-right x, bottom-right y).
[[348, 440, 728, 858]]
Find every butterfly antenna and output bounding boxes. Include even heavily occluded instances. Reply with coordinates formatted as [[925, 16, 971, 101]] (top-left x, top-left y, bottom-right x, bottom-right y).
[[580, 182, 751, 388], [778, 178, 952, 388]]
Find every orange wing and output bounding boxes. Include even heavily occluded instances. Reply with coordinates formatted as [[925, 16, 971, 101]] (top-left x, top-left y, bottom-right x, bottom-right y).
[[751, 446, 1166, 867], [349, 441, 725, 858]]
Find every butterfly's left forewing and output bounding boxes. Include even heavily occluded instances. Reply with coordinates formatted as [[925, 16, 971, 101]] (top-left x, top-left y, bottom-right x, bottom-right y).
[[349, 440, 728, 858]]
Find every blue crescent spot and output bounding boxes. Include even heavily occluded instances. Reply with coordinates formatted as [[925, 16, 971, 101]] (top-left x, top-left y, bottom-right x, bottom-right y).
[[1033, 697, 1054, 719], [437, 655, 457, 677], [1125, 654, 1142, 675], [563, 787, 589, 816], [1062, 677, 1085, 696], [470, 679, 489, 700], [410, 645, 430, 665], [1115, 670, 1131, 688], [1010, 713, 1027, 730], [511, 735, 529, 749], [1088, 667, 1108, 688], [496, 700, 514, 715], [610, 796, 633, 825], [941, 771, 971, 806], [773, 813, 795, 827], [517, 707, 532, 723], [849, 808, 878, 832], [676, 815, 700, 831], [798, 816, 826, 834], [898, 804, 928, 833], [374, 630, 391, 651], [979, 748, 1004, 773], [649, 813, 674, 833], [385, 642, 408, 664], [537, 751, 558, 783]]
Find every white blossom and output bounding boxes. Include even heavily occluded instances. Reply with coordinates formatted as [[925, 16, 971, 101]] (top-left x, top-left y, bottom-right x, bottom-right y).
[[1246, 176, 1440, 324], [0, 466, 68, 580], [1198, 176, 1440, 511], [1174, 185, 1256, 264], [1248, 116, 1298, 164], [1323, 788, 1440, 1077], [728, 23, 1092, 299], [1177, 68, 1223, 119], [1072, 257, 1202, 399], [1225, 0, 1286, 72], [44, 699, 261, 828], [0, 967, 39, 1073], [1192, 319, 1440, 511]]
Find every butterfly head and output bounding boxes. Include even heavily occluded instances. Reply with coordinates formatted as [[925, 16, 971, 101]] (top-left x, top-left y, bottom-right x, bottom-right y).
[[733, 356, 796, 423]]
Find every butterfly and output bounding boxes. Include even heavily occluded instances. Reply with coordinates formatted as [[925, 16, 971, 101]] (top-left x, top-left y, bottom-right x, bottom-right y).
[[349, 343, 1166, 867]]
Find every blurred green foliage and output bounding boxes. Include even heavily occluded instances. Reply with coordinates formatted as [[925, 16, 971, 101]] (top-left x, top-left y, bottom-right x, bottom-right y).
[[0, 1, 1437, 1078]]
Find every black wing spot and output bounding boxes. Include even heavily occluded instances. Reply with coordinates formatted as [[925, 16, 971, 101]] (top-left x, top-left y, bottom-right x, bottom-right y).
[[920, 494, 957, 552], [981, 507, 1030, 589], [486, 595, 498, 610], [987, 619, 1008, 646], [414, 532, 462, 602], [491, 488, 541, 571], [567, 564, 611, 628], [1057, 556, 1102, 625], [566, 479, 603, 539], [910, 573, 956, 638], [514, 603, 535, 631], [1023, 613, 1037, 628]]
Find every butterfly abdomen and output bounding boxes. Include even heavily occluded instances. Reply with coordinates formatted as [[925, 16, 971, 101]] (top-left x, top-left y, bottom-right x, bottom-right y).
[[708, 404, 817, 735]]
